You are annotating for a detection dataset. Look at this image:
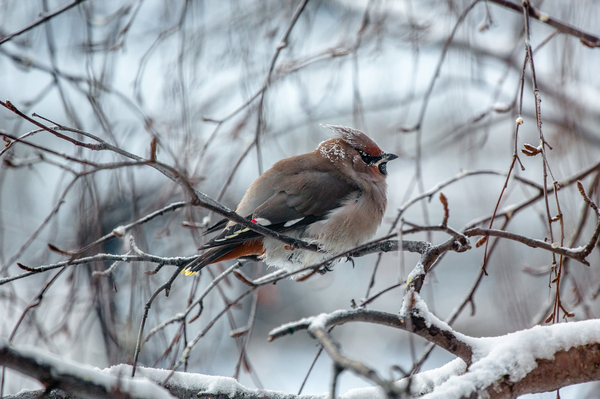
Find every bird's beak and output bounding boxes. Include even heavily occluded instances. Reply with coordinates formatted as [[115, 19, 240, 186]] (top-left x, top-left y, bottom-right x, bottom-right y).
[[384, 153, 398, 162], [375, 153, 398, 165], [373, 153, 397, 176]]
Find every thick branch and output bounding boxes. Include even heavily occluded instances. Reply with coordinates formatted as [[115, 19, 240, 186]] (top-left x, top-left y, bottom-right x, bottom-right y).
[[269, 308, 473, 365], [270, 300, 600, 399], [0, 339, 174, 399], [406, 238, 471, 292], [487, 343, 600, 398]]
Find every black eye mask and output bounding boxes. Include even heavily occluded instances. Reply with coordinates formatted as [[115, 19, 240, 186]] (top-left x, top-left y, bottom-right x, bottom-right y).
[[357, 149, 390, 175], [358, 150, 379, 165]]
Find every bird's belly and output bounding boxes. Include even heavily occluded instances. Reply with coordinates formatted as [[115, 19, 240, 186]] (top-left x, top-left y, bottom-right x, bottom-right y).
[[308, 198, 381, 252], [262, 195, 383, 276]]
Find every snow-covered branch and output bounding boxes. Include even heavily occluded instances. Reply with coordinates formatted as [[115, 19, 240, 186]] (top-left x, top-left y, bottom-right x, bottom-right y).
[[0, 339, 175, 399], [268, 292, 600, 399], [3, 307, 600, 399]]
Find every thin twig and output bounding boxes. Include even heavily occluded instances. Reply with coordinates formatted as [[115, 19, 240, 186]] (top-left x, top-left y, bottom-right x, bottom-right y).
[[464, 227, 597, 266], [0, 0, 86, 45], [132, 267, 183, 377], [488, 0, 600, 47]]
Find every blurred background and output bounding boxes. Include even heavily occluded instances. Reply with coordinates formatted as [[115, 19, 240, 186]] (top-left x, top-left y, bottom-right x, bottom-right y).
[[1, 0, 600, 397]]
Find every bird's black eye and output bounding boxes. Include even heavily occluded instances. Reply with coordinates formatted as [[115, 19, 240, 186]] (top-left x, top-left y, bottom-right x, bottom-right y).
[[358, 149, 389, 175], [358, 150, 377, 165]]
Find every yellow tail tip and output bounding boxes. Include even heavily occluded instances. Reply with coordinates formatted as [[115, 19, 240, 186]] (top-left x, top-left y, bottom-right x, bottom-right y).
[[181, 269, 197, 276]]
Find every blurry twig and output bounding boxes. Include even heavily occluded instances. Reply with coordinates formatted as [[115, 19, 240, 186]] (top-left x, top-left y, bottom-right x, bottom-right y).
[[253, 0, 309, 174], [131, 267, 182, 377], [489, 0, 600, 47], [366, 169, 541, 298], [0, 105, 322, 256], [203, 0, 310, 199], [112, 0, 145, 50], [156, 264, 241, 334], [233, 289, 259, 380], [0, 0, 86, 46]]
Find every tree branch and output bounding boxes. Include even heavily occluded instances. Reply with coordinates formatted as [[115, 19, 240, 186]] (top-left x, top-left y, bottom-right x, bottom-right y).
[[0, 0, 86, 46], [464, 227, 597, 266], [269, 307, 474, 365], [0, 339, 175, 399], [488, 0, 600, 47]]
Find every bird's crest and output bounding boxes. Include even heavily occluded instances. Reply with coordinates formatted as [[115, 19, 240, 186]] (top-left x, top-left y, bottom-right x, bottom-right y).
[[322, 124, 384, 156]]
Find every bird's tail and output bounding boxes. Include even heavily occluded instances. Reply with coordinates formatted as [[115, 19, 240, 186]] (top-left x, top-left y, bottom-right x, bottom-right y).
[[181, 245, 238, 276], [181, 239, 264, 276]]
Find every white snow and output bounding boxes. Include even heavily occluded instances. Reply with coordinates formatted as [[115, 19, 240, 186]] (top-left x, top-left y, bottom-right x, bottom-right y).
[[309, 312, 331, 330], [340, 358, 467, 399], [5, 295, 600, 399], [109, 365, 321, 398], [319, 141, 347, 163], [0, 339, 175, 399], [405, 262, 425, 289], [394, 292, 600, 398], [112, 225, 126, 237], [419, 319, 600, 398]]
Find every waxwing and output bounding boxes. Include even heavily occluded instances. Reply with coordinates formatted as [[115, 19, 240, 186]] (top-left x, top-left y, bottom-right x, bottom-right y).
[[183, 125, 397, 276]]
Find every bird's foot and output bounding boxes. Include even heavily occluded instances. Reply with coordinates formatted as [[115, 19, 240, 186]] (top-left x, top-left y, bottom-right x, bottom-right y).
[[317, 263, 334, 274], [345, 256, 355, 268]]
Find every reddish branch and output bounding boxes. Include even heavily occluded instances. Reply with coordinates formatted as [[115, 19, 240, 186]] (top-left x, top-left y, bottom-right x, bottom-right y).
[[464, 227, 597, 266]]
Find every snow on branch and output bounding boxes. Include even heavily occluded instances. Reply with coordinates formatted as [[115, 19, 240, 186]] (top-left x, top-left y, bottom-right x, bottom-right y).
[[268, 292, 600, 399], [0, 338, 175, 399]]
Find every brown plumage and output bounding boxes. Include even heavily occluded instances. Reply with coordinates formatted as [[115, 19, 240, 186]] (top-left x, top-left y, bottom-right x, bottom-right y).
[[182, 125, 397, 276]]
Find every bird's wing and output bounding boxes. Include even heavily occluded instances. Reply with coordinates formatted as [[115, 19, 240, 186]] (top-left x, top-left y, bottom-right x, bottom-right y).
[[203, 218, 228, 235], [202, 171, 360, 249]]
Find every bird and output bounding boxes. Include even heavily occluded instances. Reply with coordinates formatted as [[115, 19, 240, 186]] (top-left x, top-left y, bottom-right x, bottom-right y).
[[182, 125, 397, 277]]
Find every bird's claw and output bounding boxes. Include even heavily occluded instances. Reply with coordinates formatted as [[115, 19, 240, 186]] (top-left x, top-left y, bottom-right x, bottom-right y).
[[317, 263, 334, 274], [345, 256, 355, 268]]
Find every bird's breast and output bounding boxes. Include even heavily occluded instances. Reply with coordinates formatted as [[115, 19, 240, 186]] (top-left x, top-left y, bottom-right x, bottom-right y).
[[307, 189, 385, 252]]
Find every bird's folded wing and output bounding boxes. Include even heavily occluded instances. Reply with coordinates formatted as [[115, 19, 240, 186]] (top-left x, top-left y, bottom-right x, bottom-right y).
[[203, 218, 228, 235], [202, 171, 360, 248]]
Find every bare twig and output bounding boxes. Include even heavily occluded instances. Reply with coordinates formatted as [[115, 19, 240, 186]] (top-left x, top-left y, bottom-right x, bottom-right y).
[[488, 0, 600, 47], [142, 262, 243, 345], [0, 0, 86, 46], [464, 227, 598, 266], [131, 267, 183, 377]]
